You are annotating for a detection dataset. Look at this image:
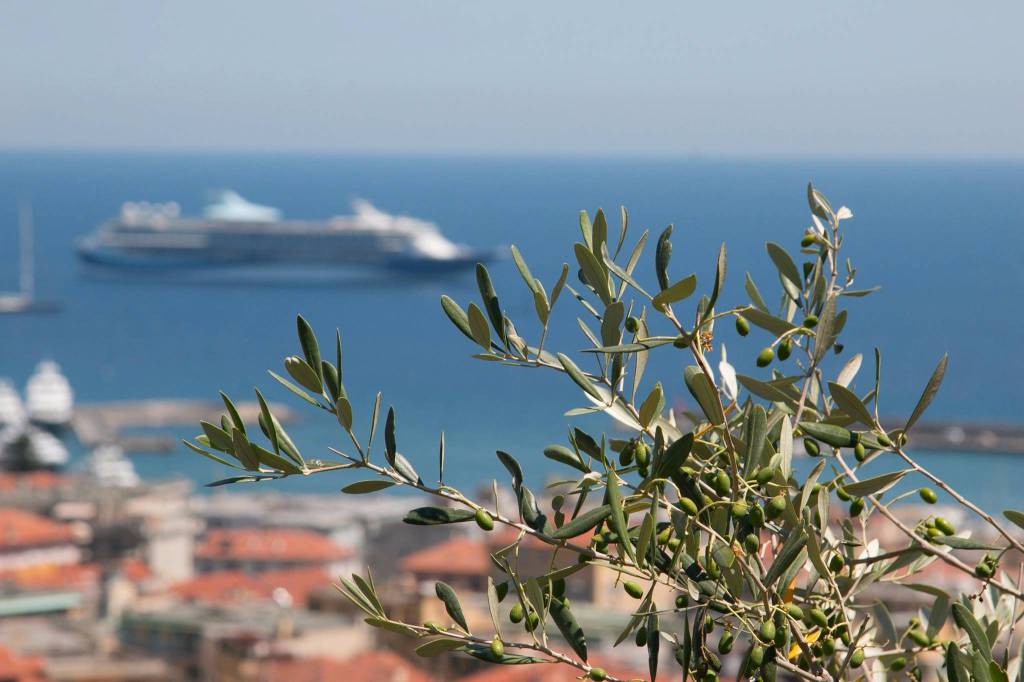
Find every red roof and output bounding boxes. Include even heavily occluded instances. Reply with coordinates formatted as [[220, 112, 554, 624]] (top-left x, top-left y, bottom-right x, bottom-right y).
[[119, 556, 152, 583], [490, 527, 552, 550], [171, 567, 329, 606], [400, 536, 491, 576], [0, 508, 74, 549], [262, 650, 434, 682], [0, 645, 48, 682], [0, 471, 69, 492], [0, 562, 98, 592], [195, 528, 352, 564]]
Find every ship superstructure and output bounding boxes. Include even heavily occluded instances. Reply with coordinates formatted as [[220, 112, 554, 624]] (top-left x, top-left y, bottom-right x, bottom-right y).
[[77, 192, 489, 274]]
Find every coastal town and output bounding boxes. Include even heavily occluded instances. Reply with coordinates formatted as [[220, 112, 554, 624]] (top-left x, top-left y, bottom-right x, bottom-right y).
[[0, 363, 1014, 681]]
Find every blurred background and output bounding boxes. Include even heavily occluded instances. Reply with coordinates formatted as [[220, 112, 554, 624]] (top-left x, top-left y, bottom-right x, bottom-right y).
[[0, 3, 1021, 681]]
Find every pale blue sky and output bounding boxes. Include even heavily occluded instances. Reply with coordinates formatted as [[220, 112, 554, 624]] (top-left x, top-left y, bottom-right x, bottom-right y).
[[1, 1, 1021, 157]]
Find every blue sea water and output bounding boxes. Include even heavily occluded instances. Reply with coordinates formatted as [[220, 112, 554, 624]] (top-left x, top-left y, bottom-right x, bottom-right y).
[[0, 152, 1022, 510]]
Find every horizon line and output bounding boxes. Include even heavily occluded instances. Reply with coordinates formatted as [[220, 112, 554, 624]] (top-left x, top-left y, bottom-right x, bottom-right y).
[[1, 145, 1022, 164]]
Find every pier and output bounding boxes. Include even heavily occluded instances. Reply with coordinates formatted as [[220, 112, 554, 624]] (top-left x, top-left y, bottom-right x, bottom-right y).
[[897, 420, 1024, 455], [72, 399, 295, 453]]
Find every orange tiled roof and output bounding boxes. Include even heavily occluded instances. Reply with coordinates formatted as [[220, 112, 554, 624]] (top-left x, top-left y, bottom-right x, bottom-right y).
[[195, 528, 352, 564], [0, 644, 48, 682], [489, 527, 552, 550], [0, 471, 69, 492], [0, 562, 98, 591], [171, 567, 329, 606], [119, 556, 151, 582], [0, 507, 74, 549], [262, 650, 434, 682], [400, 536, 490, 576]]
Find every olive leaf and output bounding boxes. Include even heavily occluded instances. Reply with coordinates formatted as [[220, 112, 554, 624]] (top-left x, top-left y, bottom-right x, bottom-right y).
[[440, 295, 475, 341], [557, 353, 605, 403], [638, 382, 665, 429], [766, 242, 803, 302], [416, 637, 465, 657], [543, 444, 589, 473], [952, 603, 991, 662], [435, 581, 470, 631], [799, 421, 856, 448], [906, 353, 949, 433], [342, 480, 396, 494], [828, 381, 876, 427], [551, 505, 612, 539], [1002, 510, 1024, 530], [651, 274, 697, 310], [842, 470, 907, 497], [655, 225, 673, 291], [606, 470, 636, 563], [296, 314, 323, 383], [403, 507, 475, 525], [384, 407, 398, 467], [743, 308, 797, 336], [684, 366, 725, 425], [476, 263, 506, 346], [550, 597, 588, 661]]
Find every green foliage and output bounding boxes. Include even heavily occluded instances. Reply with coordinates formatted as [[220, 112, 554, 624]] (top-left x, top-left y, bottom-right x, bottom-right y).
[[187, 184, 1024, 682]]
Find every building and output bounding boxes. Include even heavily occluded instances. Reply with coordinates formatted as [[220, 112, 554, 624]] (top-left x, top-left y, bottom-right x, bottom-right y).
[[258, 650, 435, 682], [119, 602, 371, 681], [194, 527, 355, 576], [170, 567, 330, 608], [0, 645, 48, 682]]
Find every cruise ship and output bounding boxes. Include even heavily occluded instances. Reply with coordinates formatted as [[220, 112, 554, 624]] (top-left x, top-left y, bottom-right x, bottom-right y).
[[77, 192, 492, 275]]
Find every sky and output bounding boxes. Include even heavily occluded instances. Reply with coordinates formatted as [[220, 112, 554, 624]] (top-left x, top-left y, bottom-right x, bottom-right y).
[[1, 1, 1021, 157]]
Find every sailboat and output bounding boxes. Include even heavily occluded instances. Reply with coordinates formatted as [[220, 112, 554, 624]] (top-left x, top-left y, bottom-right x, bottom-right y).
[[0, 202, 60, 314]]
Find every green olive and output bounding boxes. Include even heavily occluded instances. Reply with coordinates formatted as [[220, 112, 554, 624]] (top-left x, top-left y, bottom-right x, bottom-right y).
[[623, 581, 644, 599], [475, 508, 494, 531]]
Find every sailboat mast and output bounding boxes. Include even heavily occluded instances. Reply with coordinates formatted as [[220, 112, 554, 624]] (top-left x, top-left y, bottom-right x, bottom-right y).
[[18, 202, 33, 299]]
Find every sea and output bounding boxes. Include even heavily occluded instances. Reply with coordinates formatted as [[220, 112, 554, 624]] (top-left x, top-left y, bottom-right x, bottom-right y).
[[0, 152, 1021, 513]]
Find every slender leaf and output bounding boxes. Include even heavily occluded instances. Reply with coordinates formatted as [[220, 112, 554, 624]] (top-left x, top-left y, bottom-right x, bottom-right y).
[[551, 505, 612, 539], [652, 274, 697, 310], [296, 315, 323, 383], [655, 225, 673, 290], [843, 470, 908, 497], [684, 366, 724, 425], [828, 382, 876, 427], [557, 353, 605, 403], [342, 480, 396, 494], [953, 603, 991, 662], [441, 295, 475, 341], [404, 507, 476, 525], [906, 353, 949, 432], [606, 471, 636, 562]]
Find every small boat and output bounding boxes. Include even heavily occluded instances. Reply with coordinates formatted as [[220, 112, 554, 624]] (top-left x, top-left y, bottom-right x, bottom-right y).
[[84, 444, 140, 488], [25, 361, 74, 430], [77, 192, 493, 276]]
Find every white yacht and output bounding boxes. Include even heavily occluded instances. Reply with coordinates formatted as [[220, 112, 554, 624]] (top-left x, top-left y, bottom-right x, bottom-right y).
[[0, 425, 69, 470], [0, 379, 26, 427], [77, 192, 493, 275], [25, 360, 74, 429], [84, 444, 140, 488]]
